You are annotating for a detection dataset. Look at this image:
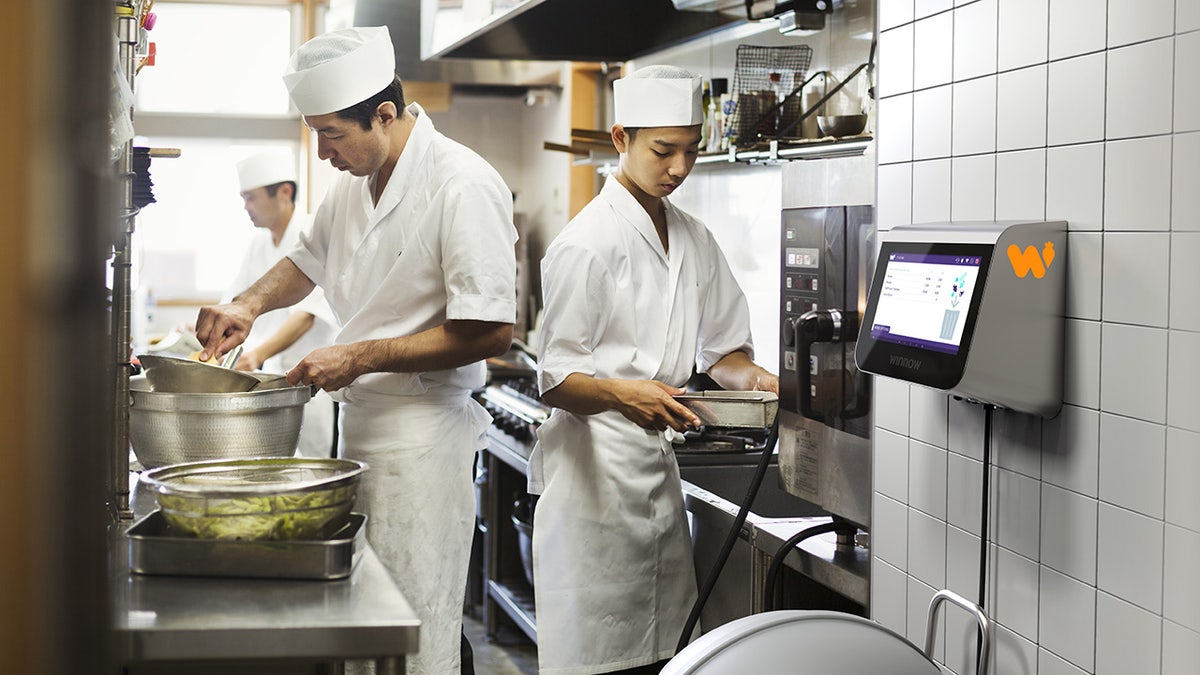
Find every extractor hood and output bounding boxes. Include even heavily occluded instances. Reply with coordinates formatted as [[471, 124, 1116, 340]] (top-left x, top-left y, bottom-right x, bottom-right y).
[[421, 0, 746, 62], [353, 0, 564, 93]]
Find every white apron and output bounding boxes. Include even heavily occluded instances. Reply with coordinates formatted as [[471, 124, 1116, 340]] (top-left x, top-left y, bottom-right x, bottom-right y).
[[342, 396, 491, 675], [529, 177, 755, 674]]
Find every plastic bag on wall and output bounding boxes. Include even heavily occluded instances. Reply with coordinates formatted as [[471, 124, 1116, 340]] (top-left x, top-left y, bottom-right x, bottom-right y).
[[109, 41, 135, 163]]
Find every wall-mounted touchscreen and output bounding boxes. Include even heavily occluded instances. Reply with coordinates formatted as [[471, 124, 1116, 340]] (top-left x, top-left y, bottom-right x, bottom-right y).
[[856, 242, 993, 389], [869, 251, 984, 355]]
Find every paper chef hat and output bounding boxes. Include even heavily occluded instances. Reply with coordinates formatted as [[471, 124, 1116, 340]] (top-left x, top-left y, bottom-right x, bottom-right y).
[[612, 65, 704, 128], [236, 149, 295, 192], [283, 26, 396, 116]]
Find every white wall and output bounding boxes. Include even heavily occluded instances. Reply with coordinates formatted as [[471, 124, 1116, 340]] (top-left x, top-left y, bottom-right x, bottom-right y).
[[873, 2, 1200, 674]]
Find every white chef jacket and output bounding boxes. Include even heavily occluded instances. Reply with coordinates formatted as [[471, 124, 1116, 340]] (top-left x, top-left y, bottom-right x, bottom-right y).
[[287, 103, 516, 675], [223, 210, 337, 374], [530, 175, 754, 674], [289, 103, 518, 406]]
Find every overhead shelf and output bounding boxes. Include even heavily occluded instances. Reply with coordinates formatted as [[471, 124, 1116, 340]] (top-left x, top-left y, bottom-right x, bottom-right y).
[[544, 131, 873, 170]]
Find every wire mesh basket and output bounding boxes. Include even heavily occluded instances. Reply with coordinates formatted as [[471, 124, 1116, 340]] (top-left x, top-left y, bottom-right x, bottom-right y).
[[730, 44, 814, 145]]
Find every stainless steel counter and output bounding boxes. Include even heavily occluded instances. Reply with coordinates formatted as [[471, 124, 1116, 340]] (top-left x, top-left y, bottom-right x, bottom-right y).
[[110, 476, 420, 672]]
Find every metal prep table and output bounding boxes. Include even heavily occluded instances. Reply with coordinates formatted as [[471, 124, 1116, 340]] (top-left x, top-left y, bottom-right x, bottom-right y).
[[110, 477, 420, 674]]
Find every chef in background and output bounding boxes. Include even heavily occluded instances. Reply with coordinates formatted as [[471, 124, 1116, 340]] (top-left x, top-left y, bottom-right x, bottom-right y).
[[225, 148, 338, 458], [529, 65, 779, 675], [195, 26, 516, 675]]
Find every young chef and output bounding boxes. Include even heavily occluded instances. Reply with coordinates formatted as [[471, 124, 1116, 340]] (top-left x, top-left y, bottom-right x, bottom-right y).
[[225, 149, 338, 458], [195, 26, 517, 675], [530, 65, 780, 674]]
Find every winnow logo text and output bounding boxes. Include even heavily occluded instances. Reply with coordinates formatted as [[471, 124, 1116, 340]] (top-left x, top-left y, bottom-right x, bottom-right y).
[[1007, 241, 1057, 279], [889, 356, 922, 369]]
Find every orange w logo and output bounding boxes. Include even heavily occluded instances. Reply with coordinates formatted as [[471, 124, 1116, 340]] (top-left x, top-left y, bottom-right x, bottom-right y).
[[1007, 242, 1056, 279]]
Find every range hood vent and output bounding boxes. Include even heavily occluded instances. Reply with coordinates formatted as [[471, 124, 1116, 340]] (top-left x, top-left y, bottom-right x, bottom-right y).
[[423, 0, 745, 62]]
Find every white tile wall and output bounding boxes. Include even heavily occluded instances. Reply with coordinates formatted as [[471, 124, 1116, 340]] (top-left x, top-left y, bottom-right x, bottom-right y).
[[1041, 482, 1099, 584], [996, 149, 1046, 220], [1103, 136, 1172, 232], [1181, 0, 1200, 32], [872, 3, 1197, 673], [1164, 427, 1200, 532], [993, 467, 1042, 560], [1162, 524, 1200, 632], [912, 85, 953, 160], [914, 11, 954, 89], [1163, 620, 1200, 675], [879, 23, 915, 98], [874, 493, 910, 567], [1098, 412, 1167, 518], [874, 376, 911, 434], [1047, 53, 1106, 146], [1099, 323, 1168, 424], [909, 385, 949, 448], [875, 428, 910, 502], [953, 0, 998, 81], [1065, 232, 1103, 320], [1042, 404, 1101, 497], [1106, 39, 1175, 140], [1176, 32, 1200, 133], [912, 158, 952, 222], [1167, 330, 1200, 432], [878, 94, 914, 163], [879, 0, 915, 31], [1101, 232, 1170, 326], [1107, 0, 1175, 48], [950, 154, 996, 220], [1170, 233, 1200, 330], [907, 576, 944, 662], [1172, 132, 1200, 231], [1046, 143, 1104, 232], [908, 507, 948, 587], [876, 162, 912, 229], [1096, 502, 1164, 612], [998, 0, 1048, 71], [1062, 319, 1102, 408], [1049, 0, 1107, 60], [952, 75, 998, 156], [996, 65, 1048, 151], [1039, 566, 1097, 671], [872, 557, 909, 635], [1095, 592, 1163, 675]]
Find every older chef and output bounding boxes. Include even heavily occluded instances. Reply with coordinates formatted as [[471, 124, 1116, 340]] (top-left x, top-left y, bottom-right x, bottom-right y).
[[529, 65, 779, 675], [225, 149, 338, 458], [195, 26, 517, 675]]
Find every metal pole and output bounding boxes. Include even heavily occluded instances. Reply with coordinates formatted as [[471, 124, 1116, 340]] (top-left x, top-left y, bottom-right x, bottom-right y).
[[111, 10, 138, 519]]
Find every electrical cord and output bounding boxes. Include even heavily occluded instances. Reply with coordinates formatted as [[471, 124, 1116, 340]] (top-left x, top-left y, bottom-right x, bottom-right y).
[[675, 417, 780, 654], [761, 519, 856, 611]]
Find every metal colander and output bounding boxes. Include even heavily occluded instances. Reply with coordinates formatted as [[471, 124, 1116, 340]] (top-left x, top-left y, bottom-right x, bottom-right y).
[[139, 457, 368, 540]]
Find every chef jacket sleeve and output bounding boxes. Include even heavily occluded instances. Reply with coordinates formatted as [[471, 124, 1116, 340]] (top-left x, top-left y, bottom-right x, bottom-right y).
[[439, 179, 518, 323], [694, 234, 754, 373], [537, 242, 614, 395]]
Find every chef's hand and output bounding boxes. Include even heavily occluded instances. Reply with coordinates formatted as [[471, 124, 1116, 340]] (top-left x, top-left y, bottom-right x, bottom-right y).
[[751, 369, 780, 395], [608, 380, 701, 433], [234, 350, 264, 372], [195, 302, 255, 362], [286, 345, 366, 393]]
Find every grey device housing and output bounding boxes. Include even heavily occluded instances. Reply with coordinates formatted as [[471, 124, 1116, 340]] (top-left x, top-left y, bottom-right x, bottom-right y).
[[855, 221, 1067, 418]]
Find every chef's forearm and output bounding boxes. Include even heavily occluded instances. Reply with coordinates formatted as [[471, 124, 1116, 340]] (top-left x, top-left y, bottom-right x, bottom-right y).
[[246, 312, 315, 366], [706, 350, 775, 392], [349, 319, 512, 374], [234, 258, 316, 316], [540, 373, 620, 415]]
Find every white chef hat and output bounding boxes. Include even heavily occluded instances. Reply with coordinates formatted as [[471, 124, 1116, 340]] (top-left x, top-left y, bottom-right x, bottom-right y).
[[236, 149, 296, 192], [612, 65, 704, 128], [282, 26, 396, 116]]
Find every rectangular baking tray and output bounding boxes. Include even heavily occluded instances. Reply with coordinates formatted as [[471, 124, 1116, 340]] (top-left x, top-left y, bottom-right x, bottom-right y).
[[674, 391, 780, 428], [127, 511, 367, 580]]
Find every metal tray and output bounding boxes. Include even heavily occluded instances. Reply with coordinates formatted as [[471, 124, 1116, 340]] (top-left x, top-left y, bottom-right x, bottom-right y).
[[127, 511, 367, 580], [674, 391, 780, 429]]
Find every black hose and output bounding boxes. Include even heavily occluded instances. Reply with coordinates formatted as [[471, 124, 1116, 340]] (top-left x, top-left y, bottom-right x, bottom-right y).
[[761, 520, 856, 611], [675, 418, 780, 654]]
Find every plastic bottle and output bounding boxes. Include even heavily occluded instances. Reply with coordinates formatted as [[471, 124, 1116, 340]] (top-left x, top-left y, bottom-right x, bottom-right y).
[[700, 80, 712, 149]]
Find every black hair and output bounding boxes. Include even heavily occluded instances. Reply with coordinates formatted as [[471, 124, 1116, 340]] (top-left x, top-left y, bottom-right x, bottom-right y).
[[336, 75, 406, 131], [264, 181, 298, 204]]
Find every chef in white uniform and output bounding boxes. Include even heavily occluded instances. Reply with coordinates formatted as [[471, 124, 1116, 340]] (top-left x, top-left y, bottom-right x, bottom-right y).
[[529, 65, 780, 675], [225, 149, 338, 458], [195, 26, 516, 675]]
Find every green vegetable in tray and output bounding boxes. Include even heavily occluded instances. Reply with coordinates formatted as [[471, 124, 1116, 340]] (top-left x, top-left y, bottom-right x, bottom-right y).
[[159, 486, 355, 540]]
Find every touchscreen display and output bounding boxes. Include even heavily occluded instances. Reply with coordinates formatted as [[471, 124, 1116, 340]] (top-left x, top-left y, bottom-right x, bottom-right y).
[[868, 252, 984, 355]]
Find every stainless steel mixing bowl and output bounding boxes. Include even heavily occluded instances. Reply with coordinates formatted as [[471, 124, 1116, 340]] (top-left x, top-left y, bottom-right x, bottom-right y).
[[129, 374, 311, 469], [139, 457, 368, 540], [137, 353, 261, 393]]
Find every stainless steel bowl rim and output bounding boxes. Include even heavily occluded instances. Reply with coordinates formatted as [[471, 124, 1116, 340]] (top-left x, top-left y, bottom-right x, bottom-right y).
[[130, 375, 311, 411], [140, 457, 369, 498]]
